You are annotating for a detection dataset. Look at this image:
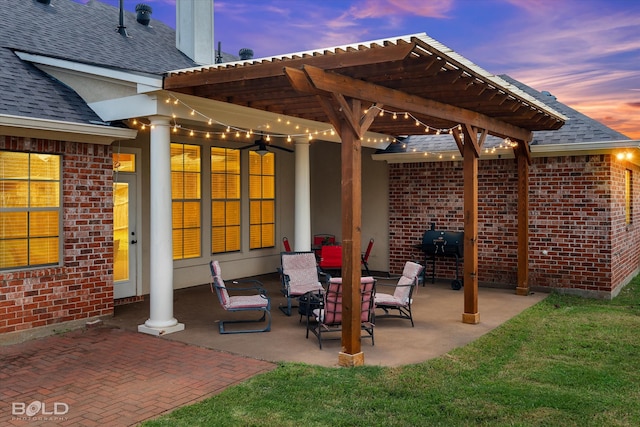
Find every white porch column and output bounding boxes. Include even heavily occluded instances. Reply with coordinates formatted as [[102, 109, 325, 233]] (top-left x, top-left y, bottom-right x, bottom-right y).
[[294, 139, 311, 251], [138, 116, 185, 336]]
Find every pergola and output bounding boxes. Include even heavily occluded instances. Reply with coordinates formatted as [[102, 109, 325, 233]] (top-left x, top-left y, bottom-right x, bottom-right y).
[[164, 33, 567, 366]]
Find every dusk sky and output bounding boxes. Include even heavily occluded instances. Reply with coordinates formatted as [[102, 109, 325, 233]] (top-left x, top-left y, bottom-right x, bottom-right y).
[[88, 0, 639, 139]]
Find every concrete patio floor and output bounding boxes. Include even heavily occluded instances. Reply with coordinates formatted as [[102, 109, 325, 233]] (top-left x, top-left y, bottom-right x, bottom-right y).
[[106, 273, 547, 367]]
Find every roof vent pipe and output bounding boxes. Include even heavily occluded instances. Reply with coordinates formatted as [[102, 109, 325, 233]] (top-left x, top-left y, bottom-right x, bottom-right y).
[[116, 0, 129, 37], [239, 48, 254, 60], [36, 0, 51, 4], [136, 4, 152, 26]]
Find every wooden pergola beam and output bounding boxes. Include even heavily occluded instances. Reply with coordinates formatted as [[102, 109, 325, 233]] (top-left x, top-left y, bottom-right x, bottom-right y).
[[165, 42, 417, 88], [296, 65, 534, 142]]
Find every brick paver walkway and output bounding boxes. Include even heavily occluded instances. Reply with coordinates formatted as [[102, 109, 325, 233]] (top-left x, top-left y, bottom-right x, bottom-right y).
[[0, 327, 275, 426]]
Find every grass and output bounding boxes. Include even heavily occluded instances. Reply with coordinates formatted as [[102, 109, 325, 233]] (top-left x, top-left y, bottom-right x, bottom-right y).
[[143, 279, 640, 427]]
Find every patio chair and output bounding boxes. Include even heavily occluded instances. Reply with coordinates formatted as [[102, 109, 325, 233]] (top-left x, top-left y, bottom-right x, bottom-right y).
[[313, 233, 336, 258], [313, 233, 336, 247], [374, 261, 423, 327], [282, 236, 292, 252], [209, 260, 271, 334], [277, 251, 327, 316], [306, 276, 376, 349], [318, 244, 342, 274], [361, 238, 374, 275]]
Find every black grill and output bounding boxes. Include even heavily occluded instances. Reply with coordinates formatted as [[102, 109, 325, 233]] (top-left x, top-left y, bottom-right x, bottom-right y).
[[414, 226, 464, 290], [419, 230, 464, 257]]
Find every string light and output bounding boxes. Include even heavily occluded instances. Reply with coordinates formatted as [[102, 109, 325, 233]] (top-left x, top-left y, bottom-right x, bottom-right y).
[[130, 94, 516, 158]]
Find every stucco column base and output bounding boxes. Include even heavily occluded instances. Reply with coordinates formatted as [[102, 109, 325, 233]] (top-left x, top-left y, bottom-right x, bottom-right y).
[[515, 287, 531, 296], [462, 312, 480, 324], [338, 351, 365, 367], [138, 322, 185, 336]]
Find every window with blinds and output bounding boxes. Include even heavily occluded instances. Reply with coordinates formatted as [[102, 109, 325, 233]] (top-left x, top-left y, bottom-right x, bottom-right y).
[[249, 151, 275, 249], [0, 151, 61, 270], [171, 143, 201, 260], [211, 147, 241, 253]]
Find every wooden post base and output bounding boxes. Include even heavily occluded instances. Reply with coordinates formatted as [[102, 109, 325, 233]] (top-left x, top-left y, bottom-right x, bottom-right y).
[[515, 287, 530, 296], [462, 312, 480, 324], [338, 351, 365, 367]]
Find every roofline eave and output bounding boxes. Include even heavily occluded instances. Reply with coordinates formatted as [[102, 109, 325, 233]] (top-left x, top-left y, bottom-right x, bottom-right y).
[[14, 51, 163, 92], [372, 140, 640, 164], [0, 114, 137, 145]]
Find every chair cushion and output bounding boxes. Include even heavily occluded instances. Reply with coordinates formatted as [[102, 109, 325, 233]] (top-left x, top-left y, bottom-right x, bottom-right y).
[[227, 294, 269, 309], [281, 252, 323, 294], [393, 276, 414, 303], [375, 292, 403, 307], [289, 282, 325, 297], [322, 277, 375, 324], [392, 262, 423, 303], [211, 260, 231, 307], [402, 261, 423, 280]]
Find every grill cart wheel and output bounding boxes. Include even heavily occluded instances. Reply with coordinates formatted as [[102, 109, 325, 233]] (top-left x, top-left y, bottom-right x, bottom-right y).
[[451, 279, 463, 290]]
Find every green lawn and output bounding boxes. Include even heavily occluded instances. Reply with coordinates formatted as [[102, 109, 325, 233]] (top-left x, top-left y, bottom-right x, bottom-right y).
[[143, 279, 640, 426]]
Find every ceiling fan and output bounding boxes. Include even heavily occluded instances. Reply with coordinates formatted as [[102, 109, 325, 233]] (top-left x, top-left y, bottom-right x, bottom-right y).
[[239, 137, 294, 156]]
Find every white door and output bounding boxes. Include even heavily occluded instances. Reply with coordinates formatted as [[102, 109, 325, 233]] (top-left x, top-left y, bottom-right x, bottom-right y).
[[113, 169, 139, 299]]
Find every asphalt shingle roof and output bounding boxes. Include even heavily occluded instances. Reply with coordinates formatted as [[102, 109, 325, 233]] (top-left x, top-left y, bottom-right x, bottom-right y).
[[1, 0, 203, 74], [0, 0, 236, 126], [0, 47, 104, 124]]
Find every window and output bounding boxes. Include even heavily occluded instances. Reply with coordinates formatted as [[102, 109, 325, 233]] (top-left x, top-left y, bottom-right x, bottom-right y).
[[211, 147, 241, 253], [625, 169, 632, 225], [171, 143, 201, 260], [249, 151, 275, 249], [113, 152, 136, 172], [0, 151, 61, 270]]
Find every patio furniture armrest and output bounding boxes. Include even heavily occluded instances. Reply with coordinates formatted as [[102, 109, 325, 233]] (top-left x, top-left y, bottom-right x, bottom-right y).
[[317, 267, 331, 283], [228, 280, 269, 297], [374, 281, 401, 289]]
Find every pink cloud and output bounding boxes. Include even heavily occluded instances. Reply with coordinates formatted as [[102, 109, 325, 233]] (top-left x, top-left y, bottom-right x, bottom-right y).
[[346, 0, 454, 19]]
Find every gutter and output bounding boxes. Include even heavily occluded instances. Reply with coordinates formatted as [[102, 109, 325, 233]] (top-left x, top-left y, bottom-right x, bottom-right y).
[[0, 114, 137, 145], [372, 140, 640, 165]]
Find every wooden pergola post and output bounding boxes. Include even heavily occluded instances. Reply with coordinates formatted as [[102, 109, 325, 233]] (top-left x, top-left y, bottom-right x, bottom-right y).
[[460, 126, 480, 324], [338, 115, 364, 367]]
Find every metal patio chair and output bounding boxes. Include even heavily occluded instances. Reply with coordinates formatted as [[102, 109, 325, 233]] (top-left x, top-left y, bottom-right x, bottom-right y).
[[306, 276, 376, 349], [277, 251, 327, 316], [361, 238, 374, 275], [374, 261, 423, 327], [209, 260, 271, 334], [282, 236, 292, 252]]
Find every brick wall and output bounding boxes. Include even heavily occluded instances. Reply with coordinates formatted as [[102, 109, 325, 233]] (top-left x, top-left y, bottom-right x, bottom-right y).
[[389, 154, 640, 297], [0, 136, 114, 335]]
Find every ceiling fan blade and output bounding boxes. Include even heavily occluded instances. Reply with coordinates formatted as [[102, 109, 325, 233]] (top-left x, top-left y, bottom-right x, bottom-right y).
[[270, 145, 294, 153]]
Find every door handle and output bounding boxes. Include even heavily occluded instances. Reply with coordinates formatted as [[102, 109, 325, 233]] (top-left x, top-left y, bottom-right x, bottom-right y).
[[131, 240, 138, 244]]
